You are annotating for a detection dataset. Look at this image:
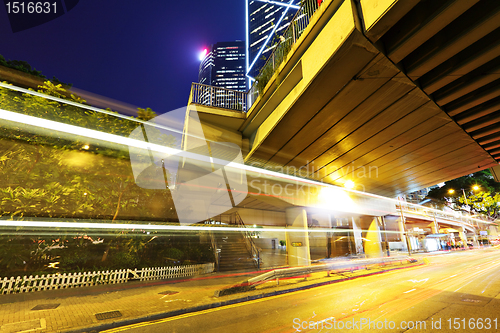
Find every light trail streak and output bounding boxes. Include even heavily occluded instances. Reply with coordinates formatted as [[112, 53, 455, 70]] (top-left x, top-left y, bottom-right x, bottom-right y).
[[0, 220, 402, 234], [0, 83, 496, 227]]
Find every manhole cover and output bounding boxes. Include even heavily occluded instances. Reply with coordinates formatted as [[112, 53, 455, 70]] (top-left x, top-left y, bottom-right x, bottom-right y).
[[462, 299, 480, 303], [95, 310, 122, 321], [31, 303, 60, 310], [0, 319, 45, 333], [159, 290, 179, 295]]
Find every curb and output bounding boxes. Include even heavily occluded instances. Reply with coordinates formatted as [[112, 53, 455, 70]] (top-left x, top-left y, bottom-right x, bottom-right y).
[[63, 260, 425, 333]]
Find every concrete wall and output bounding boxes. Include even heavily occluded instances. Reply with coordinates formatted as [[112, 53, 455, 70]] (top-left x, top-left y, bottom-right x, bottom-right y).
[[254, 238, 279, 250], [237, 208, 287, 227]]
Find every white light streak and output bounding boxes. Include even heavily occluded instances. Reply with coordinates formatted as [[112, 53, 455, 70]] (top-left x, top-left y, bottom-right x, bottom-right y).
[[0, 220, 401, 234], [254, 0, 300, 10], [247, 0, 296, 74]]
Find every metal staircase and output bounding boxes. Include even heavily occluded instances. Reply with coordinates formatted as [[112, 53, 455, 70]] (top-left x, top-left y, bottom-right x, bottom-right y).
[[209, 212, 261, 272]]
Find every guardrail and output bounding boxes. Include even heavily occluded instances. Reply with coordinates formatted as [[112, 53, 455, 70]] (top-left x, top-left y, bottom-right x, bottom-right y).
[[189, 83, 247, 112], [247, 257, 416, 285]]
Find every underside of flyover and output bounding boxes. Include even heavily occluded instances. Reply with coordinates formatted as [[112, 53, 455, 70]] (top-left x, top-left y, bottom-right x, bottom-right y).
[[181, 0, 500, 267], [228, 0, 500, 198]]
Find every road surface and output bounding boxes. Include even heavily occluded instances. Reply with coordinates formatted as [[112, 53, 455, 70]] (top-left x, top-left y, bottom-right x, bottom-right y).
[[104, 248, 500, 332]]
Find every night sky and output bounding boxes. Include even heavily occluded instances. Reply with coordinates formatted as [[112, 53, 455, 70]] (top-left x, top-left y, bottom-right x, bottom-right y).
[[0, 0, 246, 115]]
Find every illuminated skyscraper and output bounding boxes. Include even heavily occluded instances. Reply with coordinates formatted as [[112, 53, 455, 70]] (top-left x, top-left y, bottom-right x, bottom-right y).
[[198, 41, 246, 92], [246, 0, 301, 81]]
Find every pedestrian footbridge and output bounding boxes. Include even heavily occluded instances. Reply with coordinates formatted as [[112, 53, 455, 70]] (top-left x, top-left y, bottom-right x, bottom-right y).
[[187, 0, 500, 198]]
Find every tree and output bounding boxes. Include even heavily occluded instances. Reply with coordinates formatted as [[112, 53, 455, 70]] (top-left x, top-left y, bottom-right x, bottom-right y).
[[0, 81, 191, 275], [426, 170, 500, 219], [1, 54, 75, 87]]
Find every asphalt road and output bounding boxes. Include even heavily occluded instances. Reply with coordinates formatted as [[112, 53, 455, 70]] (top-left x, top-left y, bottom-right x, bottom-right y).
[[104, 248, 500, 332]]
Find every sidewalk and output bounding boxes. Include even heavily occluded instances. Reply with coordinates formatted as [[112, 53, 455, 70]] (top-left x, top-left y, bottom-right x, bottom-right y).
[[0, 257, 425, 333]]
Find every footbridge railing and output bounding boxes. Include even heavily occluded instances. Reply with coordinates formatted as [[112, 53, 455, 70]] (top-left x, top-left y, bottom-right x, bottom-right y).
[[188, 1, 324, 113], [396, 202, 495, 231], [188, 83, 247, 112]]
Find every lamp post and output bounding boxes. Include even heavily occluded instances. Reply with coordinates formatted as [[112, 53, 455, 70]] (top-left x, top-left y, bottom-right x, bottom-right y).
[[448, 185, 480, 211]]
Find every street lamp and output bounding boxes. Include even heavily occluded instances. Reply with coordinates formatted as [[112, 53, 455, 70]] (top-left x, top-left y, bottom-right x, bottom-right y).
[[344, 180, 355, 189], [448, 185, 481, 209]]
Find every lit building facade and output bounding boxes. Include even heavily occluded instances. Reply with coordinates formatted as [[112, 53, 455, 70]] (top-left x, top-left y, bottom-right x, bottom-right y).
[[198, 41, 246, 92], [246, 0, 301, 80]]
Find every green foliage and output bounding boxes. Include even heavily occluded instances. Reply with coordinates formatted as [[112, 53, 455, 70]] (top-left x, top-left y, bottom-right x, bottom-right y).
[[0, 57, 45, 78], [427, 170, 500, 219], [0, 81, 210, 277], [137, 107, 157, 121], [255, 63, 275, 96], [0, 54, 72, 87], [254, 13, 295, 95], [0, 81, 178, 220]]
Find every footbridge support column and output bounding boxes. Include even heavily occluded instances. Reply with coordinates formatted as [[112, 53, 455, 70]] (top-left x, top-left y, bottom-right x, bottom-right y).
[[285, 207, 311, 267], [360, 216, 383, 258], [459, 227, 467, 246]]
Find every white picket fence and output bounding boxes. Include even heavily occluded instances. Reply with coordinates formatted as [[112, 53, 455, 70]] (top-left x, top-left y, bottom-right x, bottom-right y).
[[0, 263, 214, 295]]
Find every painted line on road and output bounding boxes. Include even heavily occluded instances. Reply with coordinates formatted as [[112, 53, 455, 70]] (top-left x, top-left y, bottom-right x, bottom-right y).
[[101, 262, 426, 333], [101, 290, 310, 332]]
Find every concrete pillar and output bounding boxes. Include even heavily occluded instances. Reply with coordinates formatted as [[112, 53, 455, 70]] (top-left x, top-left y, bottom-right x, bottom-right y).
[[459, 227, 467, 246], [489, 225, 499, 237], [360, 216, 383, 258], [473, 235, 479, 247], [397, 215, 409, 252], [352, 217, 364, 255], [285, 207, 311, 266], [432, 213, 439, 234]]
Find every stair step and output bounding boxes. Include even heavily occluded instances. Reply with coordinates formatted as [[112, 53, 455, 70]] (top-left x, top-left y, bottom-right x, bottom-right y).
[[213, 225, 258, 271]]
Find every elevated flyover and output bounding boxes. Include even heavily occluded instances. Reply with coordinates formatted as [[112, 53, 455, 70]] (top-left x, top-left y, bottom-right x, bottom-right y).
[[188, 0, 500, 198], [184, 0, 500, 263]]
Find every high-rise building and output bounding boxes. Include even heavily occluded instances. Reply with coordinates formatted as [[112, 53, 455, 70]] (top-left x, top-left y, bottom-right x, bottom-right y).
[[246, 0, 301, 80], [198, 41, 246, 92]]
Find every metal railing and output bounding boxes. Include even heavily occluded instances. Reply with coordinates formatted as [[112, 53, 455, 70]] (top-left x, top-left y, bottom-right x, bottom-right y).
[[188, 1, 322, 113], [208, 230, 220, 272], [396, 202, 493, 229], [252, 0, 321, 95], [233, 212, 261, 269], [189, 83, 247, 112], [247, 256, 417, 285]]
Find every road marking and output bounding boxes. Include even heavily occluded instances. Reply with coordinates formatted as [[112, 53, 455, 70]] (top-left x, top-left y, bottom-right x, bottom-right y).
[[407, 278, 428, 283], [403, 289, 416, 294], [101, 287, 317, 332], [102, 263, 427, 332]]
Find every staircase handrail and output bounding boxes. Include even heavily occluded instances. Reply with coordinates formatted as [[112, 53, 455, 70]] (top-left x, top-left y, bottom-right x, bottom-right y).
[[234, 212, 261, 269], [208, 228, 220, 272]]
